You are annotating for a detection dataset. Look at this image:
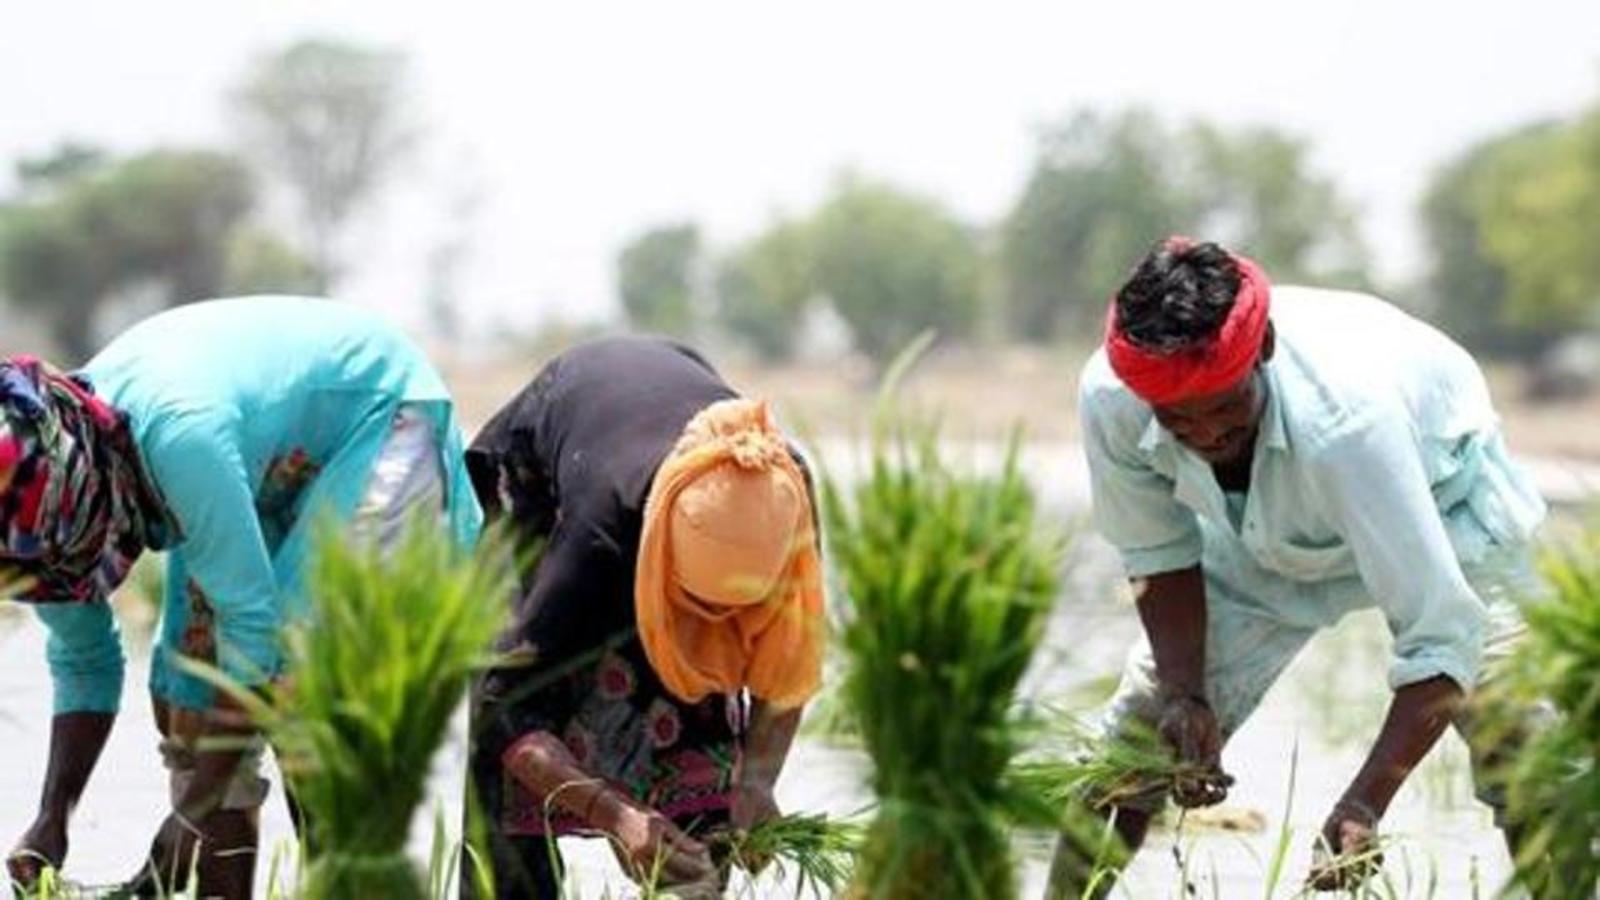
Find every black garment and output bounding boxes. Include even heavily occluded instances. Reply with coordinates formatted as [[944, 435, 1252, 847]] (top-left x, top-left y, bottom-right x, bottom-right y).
[[461, 337, 767, 900], [469, 336, 738, 701]]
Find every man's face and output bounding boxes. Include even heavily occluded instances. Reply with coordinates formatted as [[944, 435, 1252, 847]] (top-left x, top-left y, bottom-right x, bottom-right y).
[[1150, 369, 1267, 465]]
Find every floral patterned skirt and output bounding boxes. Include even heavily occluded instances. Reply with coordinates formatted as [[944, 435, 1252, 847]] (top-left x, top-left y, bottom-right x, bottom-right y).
[[494, 645, 743, 837]]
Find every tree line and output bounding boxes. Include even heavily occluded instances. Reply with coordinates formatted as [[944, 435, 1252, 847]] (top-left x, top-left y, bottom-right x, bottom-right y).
[[0, 40, 412, 361], [2, 41, 1595, 368], [621, 98, 1600, 366]]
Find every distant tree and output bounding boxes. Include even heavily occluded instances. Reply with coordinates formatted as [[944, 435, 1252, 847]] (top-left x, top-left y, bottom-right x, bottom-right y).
[[0, 149, 302, 360], [1418, 109, 1600, 359], [232, 39, 416, 292], [224, 227, 321, 297], [0, 201, 106, 358], [14, 142, 108, 193], [1472, 112, 1600, 341], [1419, 126, 1543, 356], [1001, 111, 1198, 342], [810, 176, 980, 364], [715, 220, 814, 360], [1187, 123, 1370, 288], [617, 223, 702, 336], [1000, 110, 1372, 344]]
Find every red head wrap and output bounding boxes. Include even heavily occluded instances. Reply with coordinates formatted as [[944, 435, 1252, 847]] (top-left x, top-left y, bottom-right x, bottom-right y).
[[1105, 243, 1272, 406]]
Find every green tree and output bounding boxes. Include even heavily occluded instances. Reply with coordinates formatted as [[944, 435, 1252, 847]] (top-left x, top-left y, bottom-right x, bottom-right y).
[[617, 223, 701, 336], [1419, 112, 1600, 359], [2, 150, 254, 359], [13, 142, 108, 193], [1001, 111, 1198, 342], [224, 227, 321, 296], [1419, 126, 1542, 356], [715, 219, 814, 360], [810, 176, 980, 364], [1188, 123, 1370, 287], [1472, 112, 1600, 339], [232, 39, 416, 292], [0, 149, 306, 360], [1000, 110, 1371, 344]]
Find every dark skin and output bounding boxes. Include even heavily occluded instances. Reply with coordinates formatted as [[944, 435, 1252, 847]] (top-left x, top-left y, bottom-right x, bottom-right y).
[[1158, 326, 1467, 888], [7, 685, 262, 898], [6, 712, 114, 885], [124, 694, 261, 897], [1053, 324, 1466, 893], [500, 699, 802, 890]]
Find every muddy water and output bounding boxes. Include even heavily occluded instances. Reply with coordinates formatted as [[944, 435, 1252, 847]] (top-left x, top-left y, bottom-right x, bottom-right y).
[[0, 442, 1527, 898]]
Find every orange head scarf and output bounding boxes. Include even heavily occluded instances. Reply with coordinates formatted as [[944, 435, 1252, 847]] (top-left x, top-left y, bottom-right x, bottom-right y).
[[635, 398, 824, 709]]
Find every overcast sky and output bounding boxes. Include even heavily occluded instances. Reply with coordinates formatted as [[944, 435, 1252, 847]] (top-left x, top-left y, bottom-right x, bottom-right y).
[[2, 0, 1597, 335]]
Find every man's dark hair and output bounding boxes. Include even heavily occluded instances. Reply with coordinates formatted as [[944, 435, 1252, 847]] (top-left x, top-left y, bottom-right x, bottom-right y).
[[1114, 240, 1242, 352]]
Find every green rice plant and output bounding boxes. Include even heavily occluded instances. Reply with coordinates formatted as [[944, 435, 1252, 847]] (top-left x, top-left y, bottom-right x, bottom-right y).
[[715, 812, 864, 898], [1261, 741, 1299, 899], [1476, 531, 1600, 899], [7, 866, 198, 899], [821, 417, 1066, 900], [200, 520, 514, 900]]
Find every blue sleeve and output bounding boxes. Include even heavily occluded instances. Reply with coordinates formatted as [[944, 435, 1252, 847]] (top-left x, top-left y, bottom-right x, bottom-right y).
[[34, 601, 124, 714], [1079, 378, 1203, 578], [145, 416, 281, 688]]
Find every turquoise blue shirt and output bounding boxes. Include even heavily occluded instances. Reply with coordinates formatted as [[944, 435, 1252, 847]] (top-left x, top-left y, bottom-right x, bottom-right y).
[[1080, 287, 1546, 691], [37, 297, 483, 713]]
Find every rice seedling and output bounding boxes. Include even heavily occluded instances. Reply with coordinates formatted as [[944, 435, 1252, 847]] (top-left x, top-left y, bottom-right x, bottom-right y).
[[194, 520, 515, 900], [1475, 529, 1600, 900], [821, 413, 1068, 900], [715, 812, 864, 898]]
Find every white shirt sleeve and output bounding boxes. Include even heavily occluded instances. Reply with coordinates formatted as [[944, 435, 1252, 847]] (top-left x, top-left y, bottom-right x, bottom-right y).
[[1079, 381, 1203, 578], [1311, 408, 1486, 692]]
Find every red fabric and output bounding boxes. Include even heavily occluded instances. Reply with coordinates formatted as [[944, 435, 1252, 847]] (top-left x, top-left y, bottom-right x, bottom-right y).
[[1105, 250, 1272, 405]]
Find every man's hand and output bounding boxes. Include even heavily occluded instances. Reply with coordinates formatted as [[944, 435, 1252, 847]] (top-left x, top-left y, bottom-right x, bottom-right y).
[[1306, 799, 1382, 891], [607, 803, 717, 888], [1156, 693, 1232, 807], [1303, 674, 1459, 895], [6, 813, 68, 889]]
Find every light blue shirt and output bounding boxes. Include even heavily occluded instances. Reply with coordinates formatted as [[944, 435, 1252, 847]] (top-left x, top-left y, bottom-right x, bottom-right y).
[[36, 297, 483, 713], [1080, 287, 1546, 691]]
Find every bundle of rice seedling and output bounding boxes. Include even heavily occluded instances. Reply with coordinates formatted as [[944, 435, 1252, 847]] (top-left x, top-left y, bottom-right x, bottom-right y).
[[1482, 532, 1600, 899], [208, 522, 513, 900], [714, 812, 864, 898], [822, 422, 1066, 900]]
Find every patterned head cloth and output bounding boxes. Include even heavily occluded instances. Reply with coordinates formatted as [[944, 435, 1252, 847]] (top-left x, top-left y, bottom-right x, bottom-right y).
[[0, 356, 170, 604]]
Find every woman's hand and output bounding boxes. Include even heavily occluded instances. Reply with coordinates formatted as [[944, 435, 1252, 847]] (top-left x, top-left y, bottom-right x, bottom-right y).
[[728, 780, 782, 873], [606, 801, 716, 887]]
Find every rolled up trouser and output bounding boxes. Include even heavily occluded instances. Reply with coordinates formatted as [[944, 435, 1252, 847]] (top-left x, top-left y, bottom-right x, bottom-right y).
[[158, 405, 446, 812]]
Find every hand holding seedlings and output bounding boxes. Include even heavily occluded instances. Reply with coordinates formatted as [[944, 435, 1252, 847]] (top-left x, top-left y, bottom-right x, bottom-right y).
[[728, 780, 782, 872], [1306, 798, 1382, 891], [606, 800, 718, 886], [1157, 693, 1233, 807]]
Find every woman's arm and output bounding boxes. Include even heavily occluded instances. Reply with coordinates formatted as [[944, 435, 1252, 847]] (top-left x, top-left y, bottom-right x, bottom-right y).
[[501, 731, 714, 885]]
